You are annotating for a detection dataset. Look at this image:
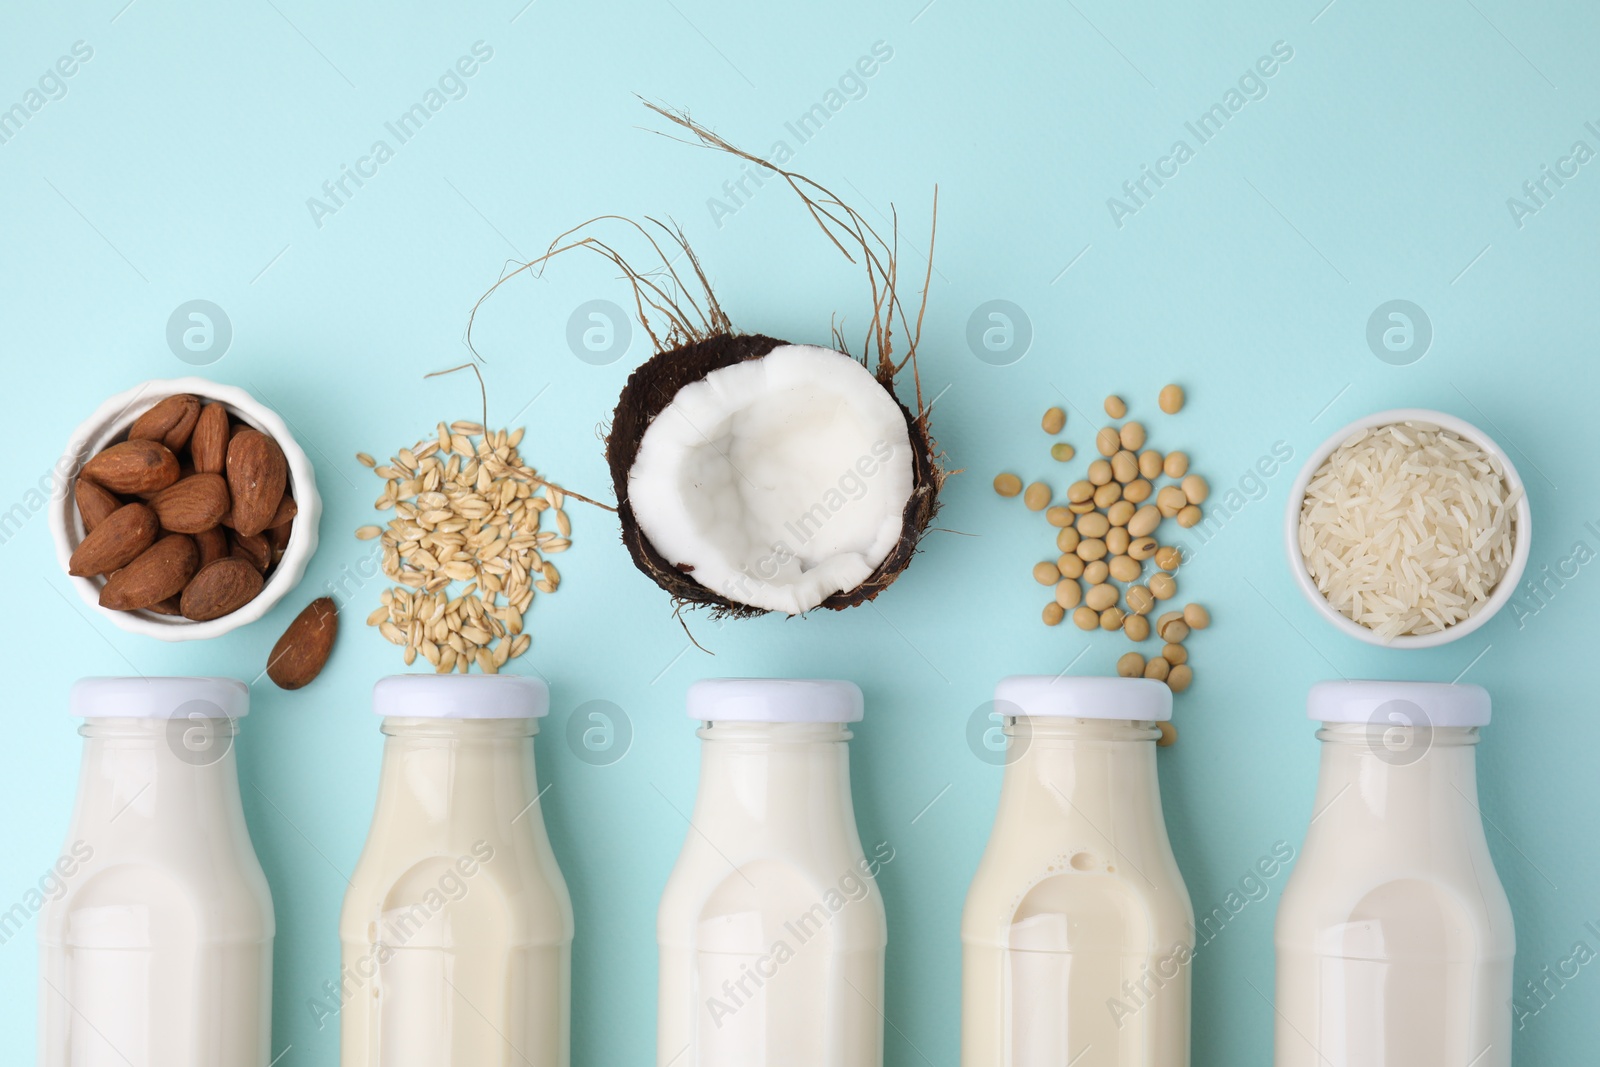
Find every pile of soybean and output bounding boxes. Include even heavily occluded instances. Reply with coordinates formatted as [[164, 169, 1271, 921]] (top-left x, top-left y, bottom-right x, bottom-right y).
[[994, 385, 1210, 743]]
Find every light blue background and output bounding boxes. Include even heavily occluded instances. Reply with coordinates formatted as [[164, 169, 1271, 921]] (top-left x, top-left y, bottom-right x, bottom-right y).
[[3, 0, 1598, 1063]]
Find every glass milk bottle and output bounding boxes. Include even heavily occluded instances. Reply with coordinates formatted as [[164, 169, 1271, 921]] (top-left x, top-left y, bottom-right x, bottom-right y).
[[340, 675, 574, 1067], [38, 677, 274, 1067], [962, 676, 1193, 1066], [1274, 681, 1515, 1067], [658, 678, 888, 1067]]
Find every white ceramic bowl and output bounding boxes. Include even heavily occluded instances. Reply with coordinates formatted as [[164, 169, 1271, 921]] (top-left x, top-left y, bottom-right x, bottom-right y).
[[1284, 407, 1531, 649], [49, 377, 321, 641]]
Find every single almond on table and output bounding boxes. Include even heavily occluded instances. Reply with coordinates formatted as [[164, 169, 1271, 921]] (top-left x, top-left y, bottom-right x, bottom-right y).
[[68, 502, 159, 576], [180, 557, 265, 621], [128, 394, 201, 451], [267, 596, 338, 690], [190, 402, 229, 474], [99, 533, 198, 611], [226, 429, 287, 537], [81, 439, 180, 495], [196, 526, 229, 568], [74, 478, 122, 534], [148, 473, 230, 534], [229, 530, 272, 573]]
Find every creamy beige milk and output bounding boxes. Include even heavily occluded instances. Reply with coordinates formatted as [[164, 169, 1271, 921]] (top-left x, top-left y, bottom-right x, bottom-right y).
[[38, 677, 273, 1067], [962, 677, 1192, 1067], [1274, 682, 1514, 1067], [658, 679, 886, 1067], [340, 676, 572, 1067]]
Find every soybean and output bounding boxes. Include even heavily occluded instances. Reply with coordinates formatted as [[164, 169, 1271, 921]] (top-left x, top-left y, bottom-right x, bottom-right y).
[[1086, 583, 1119, 611], [1042, 406, 1066, 434], [1024, 482, 1052, 510], [1056, 527, 1081, 553], [1082, 560, 1110, 585], [1119, 421, 1146, 451], [1111, 450, 1139, 483], [1032, 561, 1059, 585], [1128, 536, 1158, 561], [994, 473, 1022, 497], [1093, 483, 1122, 509], [1183, 603, 1211, 630], [1109, 553, 1140, 583], [1069, 500, 1097, 514], [1124, 614, 1151, 641], [1067, 480, 1095, 504], [1159, 617, 1190, 643], [1124, 478, 1153, 504], [1105, 528, 1131, 557], [1088, 459, 1113, 486], [1073, 606, 1099, 630], [1138, 450, 1164, 479], [1104, 395, 1127, 418], [1117, 652, 1146, 678], [1057, 553, 1085, 579], [1126, 586, 1155, 615], [1055, 580, 1083, 608], [1143, 656, 1171, 682], [1046, 505, 1074, 528], [1157, 720, 1177, 746], [1177, 504, 1203, 528], [1167, 664, 1193, 693], [1163, 451, 1189, 479], [1181, 474, 1209, 504], [1159, 383, 1184, 414], [1156, 486, 1187, 517], [1128, 505, 1162, 538], [1043, 602, 1065, 626], [1077, 538, 1108, 562], [1155, 545, 1182, 571], [1076, 511, 1110, 539], [1163, 642, 1188, 666], [1051, 442, 1076, 462], [1149, 572, 1177, 600], [1095, 427, 1120, 456], [1107, 500, 1136, 528], [1100, 606, 1125, 631]]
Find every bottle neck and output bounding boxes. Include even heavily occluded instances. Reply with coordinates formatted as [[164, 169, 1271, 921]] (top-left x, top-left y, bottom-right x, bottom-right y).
[[691, 721, 855, 839], [372, 717, 540, 826], [998, 717, 1163, 829], [1309, 723, 1482, 831], [72, 717, 246, 837]]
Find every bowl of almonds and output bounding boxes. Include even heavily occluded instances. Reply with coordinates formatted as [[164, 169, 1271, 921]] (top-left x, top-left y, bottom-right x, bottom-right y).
[[49, 377, 321, 640]]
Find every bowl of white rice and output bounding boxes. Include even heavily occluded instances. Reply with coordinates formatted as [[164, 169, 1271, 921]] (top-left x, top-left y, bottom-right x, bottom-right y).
[[1285, 408, 1530, 648]]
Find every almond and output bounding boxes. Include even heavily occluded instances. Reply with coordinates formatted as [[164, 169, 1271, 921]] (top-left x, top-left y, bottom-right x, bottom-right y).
[[148, 473, 230, 534], [68, 503, 159, 576], [74, 478, 122, 533], [180, 557, 264, 621], [190, 402, 230, 474], [267, 597, 338, 690], [230, 530, 272, 573], [266, 520, 292, 564], [148, 596, 183, 616], [196, 526, 229, 568], [99, 534, 198, 611], [128, 394, 201, 451], [267, 493, 298, 530], [226, 429, 287, 537], [81, 439, 180, 495]]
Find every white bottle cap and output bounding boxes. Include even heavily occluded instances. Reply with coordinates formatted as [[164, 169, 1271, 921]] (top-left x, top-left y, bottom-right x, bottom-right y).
[[1307, 679, 1490, 727], [994, 675, 1173, 722], [372, 674, 550, 719], [687, 678, 864, 723], [70, 676, 249, 719]]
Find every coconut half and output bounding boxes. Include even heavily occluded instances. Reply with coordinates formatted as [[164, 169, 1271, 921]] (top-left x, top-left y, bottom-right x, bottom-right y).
[[607, 334, 941, 617]]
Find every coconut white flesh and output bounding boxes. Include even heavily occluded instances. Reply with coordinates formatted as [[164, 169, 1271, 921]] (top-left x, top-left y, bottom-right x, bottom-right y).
[[627, 344, 916, 614]]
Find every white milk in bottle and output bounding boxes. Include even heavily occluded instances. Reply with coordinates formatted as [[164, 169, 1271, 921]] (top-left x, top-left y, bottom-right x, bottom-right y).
[[340, 674, 573, 1067], [658, 678, 888, 1067], [962, 676, 1193, 1067], [1274, 681, 1514, 1067], [38, 676, 274, 1067]]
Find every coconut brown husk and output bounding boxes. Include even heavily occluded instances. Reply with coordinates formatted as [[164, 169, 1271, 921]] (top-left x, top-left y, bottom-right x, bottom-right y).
[[469, 102, 946, 618]]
